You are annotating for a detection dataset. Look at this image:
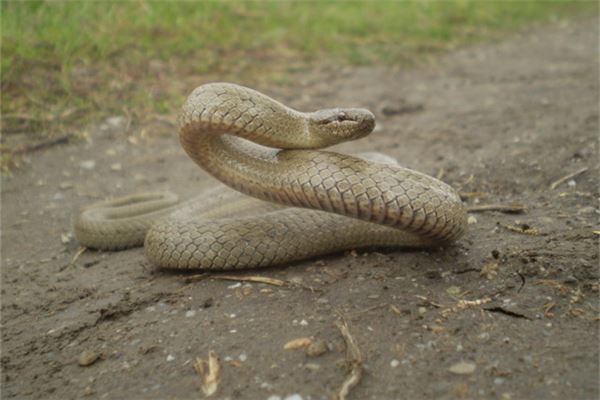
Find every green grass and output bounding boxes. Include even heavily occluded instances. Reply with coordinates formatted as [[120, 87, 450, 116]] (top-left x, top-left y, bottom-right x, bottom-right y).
[[1, 0, 596, 143]]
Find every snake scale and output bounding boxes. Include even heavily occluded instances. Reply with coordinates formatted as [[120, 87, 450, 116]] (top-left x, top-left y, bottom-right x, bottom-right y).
[[74, 83, 467, 269]]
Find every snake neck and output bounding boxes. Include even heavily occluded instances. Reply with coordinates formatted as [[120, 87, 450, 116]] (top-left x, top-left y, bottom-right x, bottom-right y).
[[179, 83, 326, 149]]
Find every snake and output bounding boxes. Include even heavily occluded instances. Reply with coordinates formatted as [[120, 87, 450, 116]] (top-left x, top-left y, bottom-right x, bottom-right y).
[[74, 83, 467, 270]]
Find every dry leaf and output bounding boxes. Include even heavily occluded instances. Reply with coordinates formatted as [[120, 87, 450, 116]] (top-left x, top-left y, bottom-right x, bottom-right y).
[[284, 337, 312, 350], [193, 351, 221, 397]]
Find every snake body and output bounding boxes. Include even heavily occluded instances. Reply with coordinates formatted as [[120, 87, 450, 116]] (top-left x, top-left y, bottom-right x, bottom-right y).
[[75, 83, 467, 269]]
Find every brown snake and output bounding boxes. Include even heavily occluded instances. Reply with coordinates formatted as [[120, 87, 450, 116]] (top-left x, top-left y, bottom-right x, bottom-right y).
[[74, 83, 467, 269]]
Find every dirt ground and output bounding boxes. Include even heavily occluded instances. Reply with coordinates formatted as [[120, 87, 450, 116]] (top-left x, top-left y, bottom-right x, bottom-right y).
[[2, 18, 598, 400]]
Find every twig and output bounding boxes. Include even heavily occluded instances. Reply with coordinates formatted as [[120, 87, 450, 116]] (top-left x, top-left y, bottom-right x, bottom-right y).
[[549, 167, 589, 190], [70, 246, 87, 266], [1, 135, 72, 155], [182, 274, 321, 292], [335, 316, 363, 400], [499, 223, 541, 235], [441, 297, 492, 318], [467, 203, 526, 214]]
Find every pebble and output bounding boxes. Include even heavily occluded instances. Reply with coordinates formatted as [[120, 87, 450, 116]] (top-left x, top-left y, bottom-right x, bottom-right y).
[[166, 354, 175, 362], [577, 206, 596, 215], [239, 353, 247, 362], [83, 386, 94, 396], [390, 359, 400, 368], [446, 286, 461, 295], [467, 215, 478, 225], [185, 310, 196, 318], [284, 395, 303, 400], [306, 340, 328, 357], [78, 350, 99, 367], [79, 160, 96, 170], [448, 361, 476, 375], [304, 363, 320, 371], [106, 116, 127, 128], [61, 232, 73, 244], [110, 163, 122, 171]]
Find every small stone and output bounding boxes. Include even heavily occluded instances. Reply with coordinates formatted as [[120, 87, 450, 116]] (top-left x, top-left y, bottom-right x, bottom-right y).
[[83, 386, 94, 396], [79, 160, 96, 170], [467, 215, 478, 225], [166, 354, 175, 362], [185, 310, 196, 318], [448, 361, 476, 375], [110, 163, 122, 171], [304, 363, 321, 371], [390, 359, 400, 368], [78, 350, 99, 367], [59, 182, 73, 190], [106, 116, 127, 128], [61, 232, 73, 244], [202, 298, 214, 308], [239, 353, 247, 362], [284, 395, 303, 400], [306, 340, 328, 357], [446, 286, 461, 295], [425, 270, 442, 280], [299, 319, 308, 326], [418, 307, 427, 314], [577, 206, 596, 215]]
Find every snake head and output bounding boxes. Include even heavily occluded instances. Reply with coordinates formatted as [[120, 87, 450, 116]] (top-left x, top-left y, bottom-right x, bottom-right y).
[[308, 108, 375, 146]]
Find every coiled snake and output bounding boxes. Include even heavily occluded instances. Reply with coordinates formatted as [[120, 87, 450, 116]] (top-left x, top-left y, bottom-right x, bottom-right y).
[[74, 83, 467, 269]]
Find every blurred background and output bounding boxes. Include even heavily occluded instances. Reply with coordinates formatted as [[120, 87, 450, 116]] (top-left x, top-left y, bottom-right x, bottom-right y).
[[1, 0, 594, 166]]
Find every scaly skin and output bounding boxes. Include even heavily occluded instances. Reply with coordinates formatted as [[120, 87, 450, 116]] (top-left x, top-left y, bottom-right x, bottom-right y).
[[75, 83, 467, 269]]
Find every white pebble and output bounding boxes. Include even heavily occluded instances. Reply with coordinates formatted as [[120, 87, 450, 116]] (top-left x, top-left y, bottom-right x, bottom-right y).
[[299, 319, 308, 326], [284, 395, 303, 400], [239, 353, 247, 362], [390, 359, 400, 368], [79, 160, 96, 170], [166, 354, 175, 362], [228, 283, 242, 289], [185, 310, 196, 318]]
